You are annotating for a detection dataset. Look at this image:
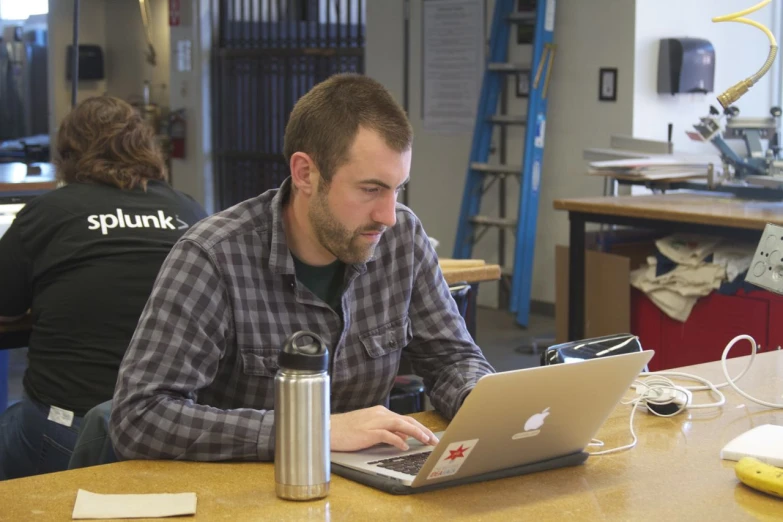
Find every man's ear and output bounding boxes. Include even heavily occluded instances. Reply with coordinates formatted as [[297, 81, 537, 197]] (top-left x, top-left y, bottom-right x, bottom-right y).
[[290, 152, 316, 197]]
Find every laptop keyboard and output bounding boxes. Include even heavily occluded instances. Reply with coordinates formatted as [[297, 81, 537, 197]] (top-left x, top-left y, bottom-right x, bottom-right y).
[[367, 451, 432, 476]]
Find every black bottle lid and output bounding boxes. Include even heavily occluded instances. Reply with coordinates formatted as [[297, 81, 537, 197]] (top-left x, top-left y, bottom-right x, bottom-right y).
[[278, 331, 329, 372]]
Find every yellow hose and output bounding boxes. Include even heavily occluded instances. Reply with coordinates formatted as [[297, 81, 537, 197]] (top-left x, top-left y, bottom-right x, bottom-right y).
[[717, 16, 775, 44], [713, 0, 772, 23], [712, 0, 778, 108]]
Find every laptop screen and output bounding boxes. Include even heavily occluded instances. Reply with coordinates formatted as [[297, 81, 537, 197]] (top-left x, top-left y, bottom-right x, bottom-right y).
[[0, 203, 25, 239]]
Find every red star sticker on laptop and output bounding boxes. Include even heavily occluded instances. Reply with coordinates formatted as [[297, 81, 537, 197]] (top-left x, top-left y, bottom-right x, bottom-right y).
[[445, 444, 470, 461]]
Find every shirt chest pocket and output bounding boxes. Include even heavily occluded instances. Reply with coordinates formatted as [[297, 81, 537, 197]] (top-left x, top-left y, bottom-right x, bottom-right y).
[[241, 350, 280, 378], [237, 330, 287, 378], [359, 317, 412, 359]]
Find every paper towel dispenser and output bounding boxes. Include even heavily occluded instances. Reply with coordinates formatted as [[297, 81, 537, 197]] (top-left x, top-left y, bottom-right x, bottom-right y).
[[657, 38, 715, 95], [66, 45, 105, 81]]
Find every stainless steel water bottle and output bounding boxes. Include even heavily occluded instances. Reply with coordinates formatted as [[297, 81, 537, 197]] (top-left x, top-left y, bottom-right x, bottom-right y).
[[274, 331, 330, 500]]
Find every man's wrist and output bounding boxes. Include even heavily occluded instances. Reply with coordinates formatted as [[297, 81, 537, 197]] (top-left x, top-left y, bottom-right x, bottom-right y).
[[456, 384, 474, 410]]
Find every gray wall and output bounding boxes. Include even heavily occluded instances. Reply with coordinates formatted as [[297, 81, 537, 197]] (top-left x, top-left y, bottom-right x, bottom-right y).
[[633, 0, 779, 153], [366, 0, 637, 306], [47, 0, 107, 138], [52, 0, 778, 308]]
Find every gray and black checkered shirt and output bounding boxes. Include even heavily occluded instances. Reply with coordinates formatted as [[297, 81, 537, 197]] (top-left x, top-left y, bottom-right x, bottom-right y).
[[109, 178, 495, 461]]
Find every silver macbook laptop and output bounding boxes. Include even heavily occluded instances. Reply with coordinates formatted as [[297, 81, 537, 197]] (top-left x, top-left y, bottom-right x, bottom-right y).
[[331, 350, 653, 492]]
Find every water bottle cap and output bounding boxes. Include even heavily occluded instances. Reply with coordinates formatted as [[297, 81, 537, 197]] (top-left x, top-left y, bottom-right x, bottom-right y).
[[279, 331, 329, 372]]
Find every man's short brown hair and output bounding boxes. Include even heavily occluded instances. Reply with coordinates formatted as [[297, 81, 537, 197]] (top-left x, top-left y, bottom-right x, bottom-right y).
[[55, 96, 166, 190], [283, 73, 413, 183]]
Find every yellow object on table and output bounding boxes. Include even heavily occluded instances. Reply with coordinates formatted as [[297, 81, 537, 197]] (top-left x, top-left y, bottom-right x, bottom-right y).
[[735, 457, 783, 499], [438, 259, 501, 286]]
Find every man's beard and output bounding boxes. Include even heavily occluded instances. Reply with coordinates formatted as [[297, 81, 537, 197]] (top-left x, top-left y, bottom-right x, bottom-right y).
[[309, 186, 385, 264]]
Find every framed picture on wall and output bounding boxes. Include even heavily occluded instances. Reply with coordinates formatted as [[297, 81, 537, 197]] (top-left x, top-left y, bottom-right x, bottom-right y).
[[516, 70, 531, 98]]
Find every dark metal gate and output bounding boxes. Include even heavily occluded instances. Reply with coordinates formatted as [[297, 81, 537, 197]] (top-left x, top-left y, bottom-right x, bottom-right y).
[[211, 0, 365, 210]]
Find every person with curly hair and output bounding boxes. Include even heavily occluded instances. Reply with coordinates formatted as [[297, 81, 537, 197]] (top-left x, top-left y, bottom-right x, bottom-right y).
[[0, 96, 207, 480]]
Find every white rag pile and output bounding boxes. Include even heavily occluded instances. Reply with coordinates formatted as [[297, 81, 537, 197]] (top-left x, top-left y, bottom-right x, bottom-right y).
[[630, 235, 755, 322]]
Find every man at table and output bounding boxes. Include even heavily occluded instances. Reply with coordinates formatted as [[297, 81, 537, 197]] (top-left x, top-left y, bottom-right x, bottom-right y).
[[110, 73, 495, 461]]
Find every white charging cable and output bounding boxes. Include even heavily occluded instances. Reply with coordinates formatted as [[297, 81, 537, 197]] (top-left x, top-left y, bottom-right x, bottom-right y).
[[719, 335, 783, 408], [641, 334, 783, 410], [635, 371, 725, 414], [589, 334, 782, 456], [631, 376, 694, 416], [589, 398, 646, 456]]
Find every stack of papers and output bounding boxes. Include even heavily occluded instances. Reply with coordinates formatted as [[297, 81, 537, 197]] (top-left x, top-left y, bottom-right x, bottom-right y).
[[588, 156, 719, 181]]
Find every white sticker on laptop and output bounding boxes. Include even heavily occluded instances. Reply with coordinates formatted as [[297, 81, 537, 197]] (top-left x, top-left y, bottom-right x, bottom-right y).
[[426, 439, 479, 480]]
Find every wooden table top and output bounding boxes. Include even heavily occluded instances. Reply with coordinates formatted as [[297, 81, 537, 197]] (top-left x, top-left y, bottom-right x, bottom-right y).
[[440, 259, 501, 285], [1, 351, 781, 521], [554, 192, 783, 230], [0, 162, 57, 193]]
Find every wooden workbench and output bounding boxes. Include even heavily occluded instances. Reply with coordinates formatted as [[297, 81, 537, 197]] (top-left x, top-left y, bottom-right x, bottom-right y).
[[1, 351, 781, 520], [439, 259, 501, 286], [554, 192, 783, 230], [554, 192, 783, 341]]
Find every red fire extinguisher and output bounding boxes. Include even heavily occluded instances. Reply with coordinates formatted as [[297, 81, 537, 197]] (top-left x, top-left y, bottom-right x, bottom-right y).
[[169, 109, 186, 159]]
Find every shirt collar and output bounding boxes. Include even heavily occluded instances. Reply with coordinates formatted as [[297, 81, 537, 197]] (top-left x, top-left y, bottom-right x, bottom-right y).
[[268, 178, 296, 276]]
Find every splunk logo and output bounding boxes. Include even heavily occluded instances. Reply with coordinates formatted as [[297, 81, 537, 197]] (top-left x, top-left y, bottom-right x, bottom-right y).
[[87, 209, 190, 235]]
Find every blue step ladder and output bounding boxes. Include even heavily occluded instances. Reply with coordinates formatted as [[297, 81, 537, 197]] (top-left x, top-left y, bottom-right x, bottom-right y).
[[452, 0, 556, 327]]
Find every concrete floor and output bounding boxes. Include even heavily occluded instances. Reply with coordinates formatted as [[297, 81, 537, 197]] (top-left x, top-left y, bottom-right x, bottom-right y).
[[473, 307, 555, 372]]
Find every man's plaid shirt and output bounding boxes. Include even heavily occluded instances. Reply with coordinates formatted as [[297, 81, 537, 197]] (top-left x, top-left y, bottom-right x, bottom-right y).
[[110, 178, 495, 461]]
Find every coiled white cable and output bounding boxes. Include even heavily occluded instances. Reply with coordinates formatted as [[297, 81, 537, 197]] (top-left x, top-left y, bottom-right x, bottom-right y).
[[720, 335, 783, 408], [589, 334, 782, 456]]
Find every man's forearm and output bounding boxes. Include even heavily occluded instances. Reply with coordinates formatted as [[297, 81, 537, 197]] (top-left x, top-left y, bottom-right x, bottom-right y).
[[109, 395, 276, 461]]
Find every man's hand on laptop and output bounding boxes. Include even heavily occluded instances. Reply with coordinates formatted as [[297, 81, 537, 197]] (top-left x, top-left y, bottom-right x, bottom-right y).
[[331, 406, 440, 452]]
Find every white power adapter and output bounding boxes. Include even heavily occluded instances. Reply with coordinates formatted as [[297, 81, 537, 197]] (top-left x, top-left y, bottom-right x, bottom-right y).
[[634, 382, 693, 416]]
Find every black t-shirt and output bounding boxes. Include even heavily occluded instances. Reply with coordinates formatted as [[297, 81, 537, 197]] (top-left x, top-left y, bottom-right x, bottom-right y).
[[0, 181, 207, 415], [291, 254, 345, 371], [291, 254, 345, 313]]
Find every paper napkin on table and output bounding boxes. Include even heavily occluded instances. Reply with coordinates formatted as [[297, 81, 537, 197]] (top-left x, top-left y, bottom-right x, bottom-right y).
[[72, 489, 197, 519]]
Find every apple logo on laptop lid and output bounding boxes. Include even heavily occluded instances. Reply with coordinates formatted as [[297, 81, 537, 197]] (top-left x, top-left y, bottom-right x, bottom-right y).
[[513, 407, 550, 440]]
